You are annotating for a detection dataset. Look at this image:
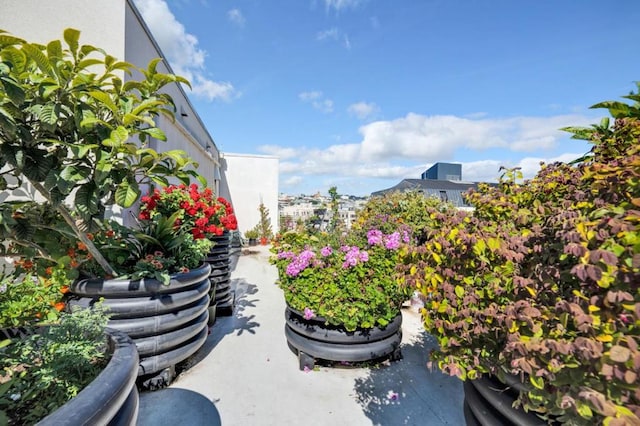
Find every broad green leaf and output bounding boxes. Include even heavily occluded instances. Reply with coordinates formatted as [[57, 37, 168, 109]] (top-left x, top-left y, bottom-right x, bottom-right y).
[[115, 179, 140, 207], [46, 40, 63, 62], [0, 76, 25, 105], [74, 183, 99, 219], [1, 46, 27, 73], [454, 285, 464, 298], [87, 90, 119, 115], [21, 43, 54, 78], [38, 103, 57, 125], [70, 143, 98, 159], [77, 58, 103, 70], [63, 28, 80, 55], [140, 127, 166, 141], [0, 34, 25, 46]]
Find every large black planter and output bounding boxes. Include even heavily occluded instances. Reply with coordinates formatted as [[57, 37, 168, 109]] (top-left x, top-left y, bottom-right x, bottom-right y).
[[284, 306, 402, 370], [68, 264, 211, 388], [207, 232, 235, 318], [464, 374, 549, 426], [37, 328, 139, 426]]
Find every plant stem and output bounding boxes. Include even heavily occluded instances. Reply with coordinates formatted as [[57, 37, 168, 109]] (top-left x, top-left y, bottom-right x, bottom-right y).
[[27, 180, 117, 276]]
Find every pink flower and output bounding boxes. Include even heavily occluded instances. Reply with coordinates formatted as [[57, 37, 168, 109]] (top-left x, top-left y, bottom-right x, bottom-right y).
[[320, 246, 333, 257], [367, 229, 383, 246], [303, 307, 315, 320], [387, 390, 399, 401]]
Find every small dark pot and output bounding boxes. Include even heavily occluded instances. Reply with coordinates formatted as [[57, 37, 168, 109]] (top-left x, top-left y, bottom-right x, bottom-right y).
[[68, 264, 212, 387], [284, 306, 402, 370], [248, 238, 258, 246], [37, 328, 139, 426], [464, 374, 549, 426]]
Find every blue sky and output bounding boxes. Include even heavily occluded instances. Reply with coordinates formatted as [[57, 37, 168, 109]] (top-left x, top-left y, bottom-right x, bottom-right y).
[[133, 0, 640, 196]]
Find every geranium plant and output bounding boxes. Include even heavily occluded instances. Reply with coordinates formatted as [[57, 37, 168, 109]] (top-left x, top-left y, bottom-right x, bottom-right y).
[[402, 85, 640, 424], [139, 183, 237, 239]]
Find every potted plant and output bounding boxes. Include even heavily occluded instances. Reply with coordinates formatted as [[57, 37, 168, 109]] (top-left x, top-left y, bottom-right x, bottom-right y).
[[270, 189, 448, 370], [0, 29, 214, 389], [402, 85, 640, 425], [0, 304, 139, 425], [244, 227, 260, 246], [257, 202, 273, 245]]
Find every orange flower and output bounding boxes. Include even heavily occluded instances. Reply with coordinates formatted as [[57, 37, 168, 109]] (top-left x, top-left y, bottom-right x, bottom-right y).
[[22, 260, 34, 269], [86, 233, 94, 241], [77, 242, 87, 251], [54, 302, 65, 312], [70, 260, 79, 268], [60, 285, 69, 294], [45, 266, 54, 276]]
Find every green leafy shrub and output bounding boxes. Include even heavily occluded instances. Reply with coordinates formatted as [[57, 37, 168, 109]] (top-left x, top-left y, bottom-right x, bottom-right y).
[[0, 305, 110, 424], [401, 85, 640, 424], [270, 190, 450, 331]]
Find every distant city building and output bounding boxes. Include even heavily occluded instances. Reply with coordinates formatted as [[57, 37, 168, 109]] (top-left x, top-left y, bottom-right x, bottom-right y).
[[373, 162, 488, 209], [421, 162, 462, 181]]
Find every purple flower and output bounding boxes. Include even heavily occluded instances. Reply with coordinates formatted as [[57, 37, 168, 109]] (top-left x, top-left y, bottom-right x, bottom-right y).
[[342, 246, 360, 268], [303, 307, 315, 320], [277, 251, 295, 260], [384, 232, 401, 250], [367, 229, 383, 246], [387, 390, 399, 401], [359, 250, 369, 262], [320, 246, 333, 257], [285, 249, 316, 277], [401, 228, 411, 244]]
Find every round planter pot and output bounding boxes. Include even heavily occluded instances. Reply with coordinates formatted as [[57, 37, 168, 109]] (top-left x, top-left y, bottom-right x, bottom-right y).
[[37, 328, 139, 426], [68, 264, 212, 388], [463, 374, 548, 426], [284, 306, 402, 370], [206, 233, 234, 317]]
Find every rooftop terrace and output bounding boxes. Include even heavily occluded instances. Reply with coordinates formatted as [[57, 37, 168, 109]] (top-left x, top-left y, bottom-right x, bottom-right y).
[[137, 245, 465, 426]]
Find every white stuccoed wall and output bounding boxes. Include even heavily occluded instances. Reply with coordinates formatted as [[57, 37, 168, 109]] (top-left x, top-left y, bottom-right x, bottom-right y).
[[0, 0, 221, 195], [219, 154, 279, 238]]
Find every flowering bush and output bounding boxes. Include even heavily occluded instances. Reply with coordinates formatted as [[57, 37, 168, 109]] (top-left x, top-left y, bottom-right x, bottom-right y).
[[272, 227, 412, 332], [139, 184, 237, 239], [0, 266, 70, 329], [401, 86, 640, 424]]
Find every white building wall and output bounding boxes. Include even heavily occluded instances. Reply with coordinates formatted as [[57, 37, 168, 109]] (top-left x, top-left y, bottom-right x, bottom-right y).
[[220, 154, 279, 238], [0, 0, 126, 59]]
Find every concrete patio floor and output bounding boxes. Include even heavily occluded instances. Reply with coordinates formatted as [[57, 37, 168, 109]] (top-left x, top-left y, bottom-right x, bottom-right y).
[[138, 245, 465, 426]]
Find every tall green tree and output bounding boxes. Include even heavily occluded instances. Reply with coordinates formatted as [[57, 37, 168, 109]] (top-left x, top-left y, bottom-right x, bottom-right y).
[[0, 29, 203, 275]]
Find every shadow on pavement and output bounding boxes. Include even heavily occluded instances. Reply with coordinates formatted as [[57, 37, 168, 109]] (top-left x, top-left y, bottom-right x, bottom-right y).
[[354, 328, 465, 426], [138, 388, 221, 425], [177, 277, 260, 372]]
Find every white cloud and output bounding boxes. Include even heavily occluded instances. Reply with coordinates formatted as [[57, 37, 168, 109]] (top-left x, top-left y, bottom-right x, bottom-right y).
[[324, 0, 363, 12], [283, 176, 304, 187], [343, 35, 351, 49], [227, 8, 246, 27], [316, 28, 339, 41], [299, 91, 334, 113], [348, 101, 379, 119], [316, 27, 351, 49], [357, 113, 593, 161], [299, 91, 323, 101], [258, 145, 299, 160], [269, 112, 594, 188], [133, 0, 236, 102]]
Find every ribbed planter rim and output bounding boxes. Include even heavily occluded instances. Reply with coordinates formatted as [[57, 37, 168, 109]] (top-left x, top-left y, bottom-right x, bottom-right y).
[[37, 328, 139, 425], [71, 263, 212, 297]]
